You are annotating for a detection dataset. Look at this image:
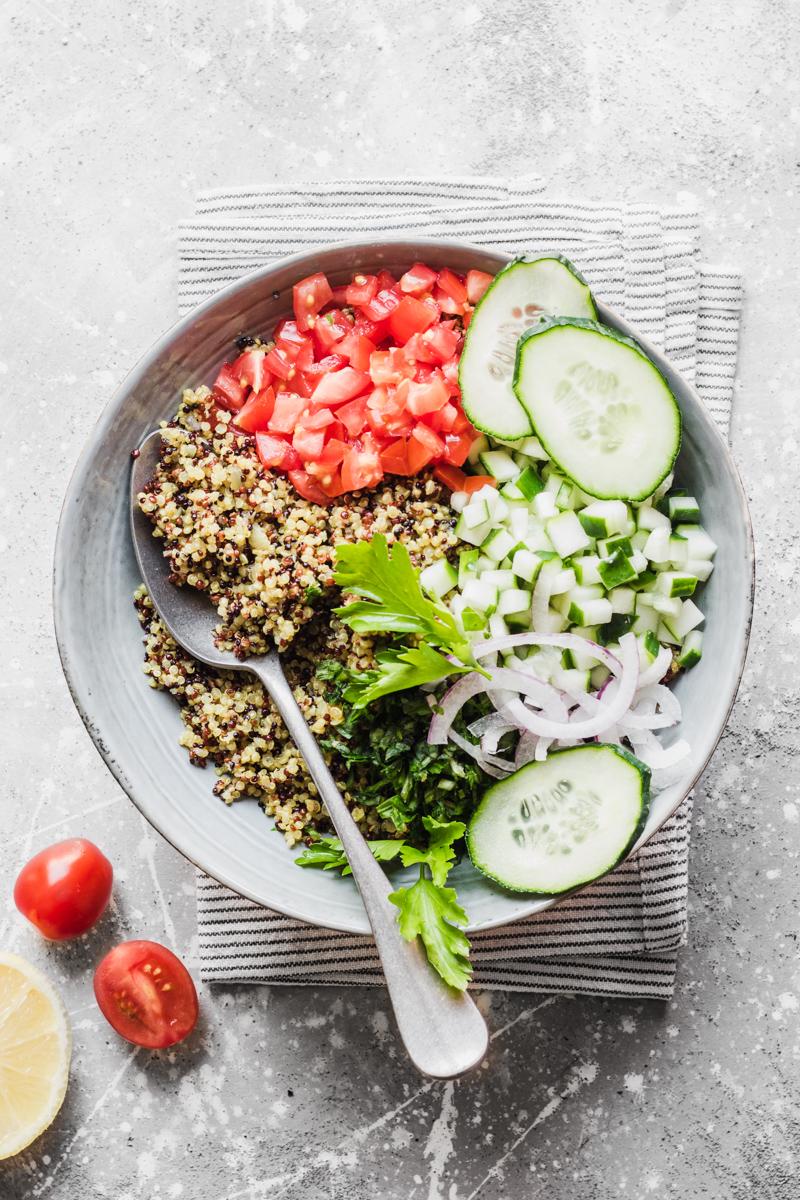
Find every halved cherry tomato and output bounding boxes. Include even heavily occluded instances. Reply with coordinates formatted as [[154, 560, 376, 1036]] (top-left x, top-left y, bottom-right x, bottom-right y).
[[399, 262, 438, 295], [235, 386, 276, 433], [212, 363, 247, 412], [345, 273, 378, 307], [311, 367, 370, 407], [287, 469, 333, 505], [256, 432, 300, 471], [94, 940, 198, 1049], [269, 391, 307, 433], [466, 269, 493, 304], [293, 272, 333, 332], [14, 838, 113, 941]]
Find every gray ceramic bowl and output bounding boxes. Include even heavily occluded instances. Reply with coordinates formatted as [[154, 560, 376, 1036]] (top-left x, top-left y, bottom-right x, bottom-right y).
[[53, 239, 754, 934]]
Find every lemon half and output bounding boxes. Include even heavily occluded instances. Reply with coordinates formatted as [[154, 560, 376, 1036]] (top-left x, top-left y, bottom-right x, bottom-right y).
[[0, 952, 71, 1160]]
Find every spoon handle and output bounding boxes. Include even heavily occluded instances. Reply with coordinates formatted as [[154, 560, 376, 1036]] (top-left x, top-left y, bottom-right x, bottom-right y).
[[251, 657, 489, 1079]]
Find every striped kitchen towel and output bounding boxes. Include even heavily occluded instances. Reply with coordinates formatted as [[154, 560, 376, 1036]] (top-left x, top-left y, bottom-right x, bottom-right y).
[[182, 179, 743, 1000]]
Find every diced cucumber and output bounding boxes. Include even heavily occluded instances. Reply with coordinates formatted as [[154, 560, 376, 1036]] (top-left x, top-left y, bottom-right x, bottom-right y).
[[523, 523, 553, 554], [657, 622, 681, 647], [461, 499, 491, 529], [597, 550, 638, 589], [598, 613, 635, 644], [686, 558, 714, 582], [460, 256, 597, 440], [630, 529, 649, 552], [511, 548, 542, 584], [499, 478, 524, 501], [488, 612, 510, 639], [668, 494, 700, 524], [677, 629, 703, 668], [461, 579, 498, 615], [643, 527, 671, 563], [668, 534, 688, 566], [483, 528, 517, 563], [597, 534, 633, 559], [507, 505, 530, 541], [573, 555, 602, 585], [450, 491, 468, 513], [516, 435, 549, 460], [654, 571, 698, 598], [513, 318, 681, 501], [420, 559, 457, 599], [556, 481, 581, 511], [578, 499, 629, 539], [515, 465, 544, 499], [663, 597, 704, 640], [544, 471, 567, 497], [458, 549, 480, 588], [632, 606, 659, 635], [638, 506, 672, 533], [569, 597, 613, 626], [455, 514, 492, 547], [532, 491, 558, 519], [482, 569, 516, 590], [629, 550, 649, 575], [549, 566, 576, 595], [467, 745, 650, 894], [562, 627, 601, 670], [546, 510, 591, 559], [591, 663, 611, 690], [467, 434, 489, 465], [637, 631, 658, 667], [479, 449, 520, 482], [497, 588, 532, 618], [609, 586, 636, 615], [675, 524, 717, 560], [552, 667, 591, 694], [650, 595, 682, 618], [461, 607, 487, 632]]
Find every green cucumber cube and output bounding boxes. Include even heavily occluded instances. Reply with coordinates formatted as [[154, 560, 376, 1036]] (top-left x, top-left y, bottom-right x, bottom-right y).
[[532, 491, 558, 520], [544, 471, 567, 497], [573, 555, 602, 585], [461, 579, 498, 615], [569, 597, 613, 626], [461, 499, 491, 529], [546, 511, 591, 559], [455, 514, 492, 547], [499, 478, 524, 501], [668, 494, 700, 524], [550, 566, 576, 595], [675, 525, 717, 560], [654, 571, 698, 598], [597, 549, 638, 589], [599, 613, 635, 644], [686, 558, 714, 582], [632, 606, 659, 635], [478, 449, 519, 482], [677, 629, 703, 668], [458, 549, 480, 588], [483, 528, 516, 563], [515, 465, 544, 500], [511, 548, 542, 584], [669, 534, 689, 566], [497, 588, 532, 618], [637, 506, 672, 533], [467, 435, 489, 465], [651, 595, 682, 618], [657, 621, 681, 646], [578, 499, 629, 538], [643, 527, 671, 563], [631, 529, 649, 552], [482, 569, 516, 590], [516, 435, 549, 459], [420, 559, 457, 599], [609, 586, 636, 615], [488, 612, 510, 638], [597, 534, 633, 558], [590, 664, 611, 690], [663, 598, 704, 640], [553, 667, 591, 694]]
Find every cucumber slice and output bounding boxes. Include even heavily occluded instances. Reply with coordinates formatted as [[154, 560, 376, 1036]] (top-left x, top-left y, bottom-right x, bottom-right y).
[[513, 318, 681, 501], [459, 256, 598, 441], [467, 744, 650, 894]]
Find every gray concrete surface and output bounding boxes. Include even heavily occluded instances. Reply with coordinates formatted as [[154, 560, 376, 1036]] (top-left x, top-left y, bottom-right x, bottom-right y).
[[1, 0, 798, 1196]]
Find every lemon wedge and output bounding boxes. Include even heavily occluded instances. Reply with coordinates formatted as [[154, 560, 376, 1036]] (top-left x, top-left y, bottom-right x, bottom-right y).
[[0, 952, 71, 1160]]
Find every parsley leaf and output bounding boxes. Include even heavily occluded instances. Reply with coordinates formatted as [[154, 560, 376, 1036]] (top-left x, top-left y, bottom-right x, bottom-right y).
[[389, 878, 472, 991], [399, 815, 465, 885], [343, 643, 471, 711], [334, 535, 474, 663], [296, 832, 405, 877]]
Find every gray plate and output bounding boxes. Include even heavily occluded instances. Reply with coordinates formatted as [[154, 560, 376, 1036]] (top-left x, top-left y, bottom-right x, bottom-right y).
[[53, 239, 754, 934]]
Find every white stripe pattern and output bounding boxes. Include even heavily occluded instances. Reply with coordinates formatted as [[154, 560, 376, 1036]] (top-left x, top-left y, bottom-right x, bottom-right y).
[[183, 179, 742, 1000]]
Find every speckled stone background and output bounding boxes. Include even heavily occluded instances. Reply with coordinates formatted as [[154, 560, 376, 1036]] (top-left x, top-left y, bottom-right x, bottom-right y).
[[1, 1, 797, 1196]]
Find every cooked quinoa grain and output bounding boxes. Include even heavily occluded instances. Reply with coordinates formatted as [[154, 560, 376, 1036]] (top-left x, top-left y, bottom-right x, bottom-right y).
[[136, 385, 459, 841]]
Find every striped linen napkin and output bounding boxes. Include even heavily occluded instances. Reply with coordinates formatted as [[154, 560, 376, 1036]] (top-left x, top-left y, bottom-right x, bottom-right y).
[[180, 179, 742, 1000]]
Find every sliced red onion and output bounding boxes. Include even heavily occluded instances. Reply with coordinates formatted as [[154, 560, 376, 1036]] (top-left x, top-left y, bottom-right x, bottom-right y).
[[534, 737, 553, 762], [531, 567, 553, 632], [637, 646, 673, 689], [446, 728, 514, 778], [471, 631, 621, 674], [627, 731, 691, 770], [638, 683, 682, 721], [481, 721, 516, 755], [515, 732, 540, 767], [428, 667, 566, 745]]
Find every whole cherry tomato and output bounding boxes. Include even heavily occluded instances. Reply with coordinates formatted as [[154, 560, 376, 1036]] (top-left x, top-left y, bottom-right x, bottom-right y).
[[14, 838, 113, 940], [94, 941, 199, 1048]]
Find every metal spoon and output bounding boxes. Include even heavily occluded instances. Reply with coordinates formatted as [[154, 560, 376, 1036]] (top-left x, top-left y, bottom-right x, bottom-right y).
[[130, 431, 488, 1078]]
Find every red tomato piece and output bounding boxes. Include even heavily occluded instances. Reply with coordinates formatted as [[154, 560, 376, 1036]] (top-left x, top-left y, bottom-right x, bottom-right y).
[[255, 432, 300, 471], [369, 348, 415, 385], [466, 269, 494, 304], [312, 308, 352, 354], [94, 940, 198, 1049], [380, 438, 411, 475], [232, 349, 270, 393], [433, 464, 470, 493], [235, 386, 276, 433], [338, 332, 376, 372], [269, 391, 308, 433], [303, 353, 348, 377], [293, 424, 326, 460], [406, 375, 450, 416], [461, 473, 497, 494], [212, 363, 247, 412], [303, 407, 336, 431], [442, 430, 474, 466], [274, 319, 308, 358], [417, 323, 460, 365], [329, 285, 349, 305], [14, 838, 113, 941], [345, 273, 378, 307], [311, 367, 370, 407], [317, 437, 348, 467], [433, 286, 465, 315], [388, 296, 438, 345], [361, 287, 402, 322], [411, 422, 446, 457], [293, 272, 333, 332], [287, 469, 333, 505], [407, 429, 437, 473], [336, 396, 368, 437], [264, 345, 296, 382], [341, 436, 383, 491], [437, 268, 468, 306], [354, 315, 390, 343], [375, 269, 398, 291], [426, 402, 459, 433], [399, 262, 438, 295]]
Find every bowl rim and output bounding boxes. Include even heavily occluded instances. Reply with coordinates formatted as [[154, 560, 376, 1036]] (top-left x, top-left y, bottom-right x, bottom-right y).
[[53, 236, 755, 932]]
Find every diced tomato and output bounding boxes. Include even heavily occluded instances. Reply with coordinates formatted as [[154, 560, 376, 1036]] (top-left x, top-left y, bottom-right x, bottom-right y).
[[345, 273, 378, 307], [461, 473, 497, 494], [313, 308, 352, 354], [451, 406, 477, 435], [311, 366, 370, 407], [341, 435, 383, 491], [287, 469, 333, 505], [434, 286, 465, 315], [411, 422, 446, 458], [338, 332, 376, 372], [317, 437, 348, 467], [336, 396, 368, 437], [353, 315, 390, 343], [462, 308, 473, 330], [388, 296, 438, 345], [433, 464, 470, 493], [274, 320, 309, 360], [441, 355, 461, 393], [329, 285, 350, 305], [235, 386, 276, 433], [466, 269, 493, 304], [437, 268, 468, 306], [303, 407, 336, 431], [380, 438, 411, 475], [414, 323, 460, 365], [264, 344, 296, 381], [291, 371, 316, 399], [369, 348, 415, 385], [303, 353, 347, 377], [375, 270, 398, 291], [426, 402, 459, 433], [293, 272, 333, 332], [292, 424, 327, 459], [407, 428, 437, 473], [406, 375, 449, 417], [361, 287, 402, 322], [212, 362, 247, 412], [232, 349, 269, 393], [255, 432, 300, 471], [442, 430, 474, 466], [269, 391, 308, 433], [399, 262, 438, 296]]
